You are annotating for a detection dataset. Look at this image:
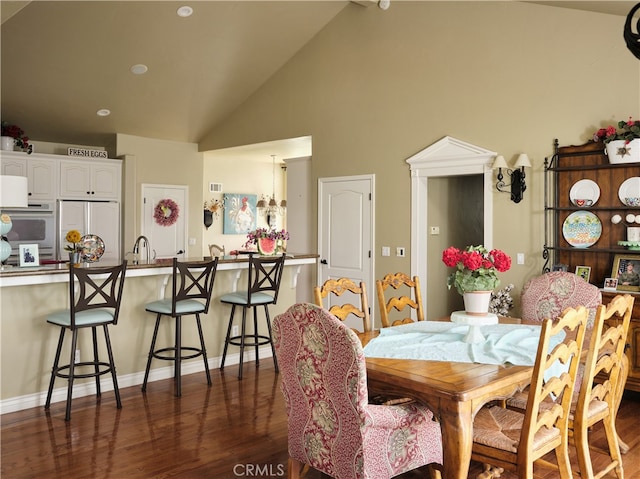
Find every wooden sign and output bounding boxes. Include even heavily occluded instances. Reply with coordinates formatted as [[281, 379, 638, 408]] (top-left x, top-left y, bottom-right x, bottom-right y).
[[67, 147, 108, 159]]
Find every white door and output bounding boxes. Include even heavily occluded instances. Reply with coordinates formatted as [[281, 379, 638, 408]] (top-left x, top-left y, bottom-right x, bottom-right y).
[[142, 184, 187, 259], [318, 175, 374, 328]]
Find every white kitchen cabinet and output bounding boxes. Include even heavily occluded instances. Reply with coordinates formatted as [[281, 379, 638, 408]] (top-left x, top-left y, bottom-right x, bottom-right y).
[[58, 200, 120, 262], [59, 159, 121, 200], [0, 152, 57, 201]]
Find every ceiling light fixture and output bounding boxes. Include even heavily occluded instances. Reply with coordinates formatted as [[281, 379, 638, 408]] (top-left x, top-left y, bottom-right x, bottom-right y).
[[130, 64, 148, 75], [96, 109, 111, 117], [177, 6, 193, 17], [256, 155, 286, 227]]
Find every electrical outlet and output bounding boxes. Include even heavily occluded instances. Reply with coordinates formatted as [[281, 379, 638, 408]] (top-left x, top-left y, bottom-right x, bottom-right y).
[[232, 325, 239, 337], [430, 226, 440, 235], [75, 349, 80, 363]]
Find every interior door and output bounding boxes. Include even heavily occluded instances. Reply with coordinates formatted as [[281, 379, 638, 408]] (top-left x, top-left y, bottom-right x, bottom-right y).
[[318, 175, 374, 328], [142, 184, 187, 259]]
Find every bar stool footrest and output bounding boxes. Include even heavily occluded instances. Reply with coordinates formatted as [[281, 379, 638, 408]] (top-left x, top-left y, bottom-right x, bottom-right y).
[[151, 346, 205, 362], [226, 334, 273, 348], [53, 361, 114, 380]]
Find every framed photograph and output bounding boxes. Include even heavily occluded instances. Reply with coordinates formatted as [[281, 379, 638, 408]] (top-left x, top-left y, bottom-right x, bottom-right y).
[[611, 254, 640, 292], [223, 193, 257, 235], [575, 265, 591, 282], [552, 264, 568, 272], [19, 244, 40, 267], [603, 278, 618, 291]]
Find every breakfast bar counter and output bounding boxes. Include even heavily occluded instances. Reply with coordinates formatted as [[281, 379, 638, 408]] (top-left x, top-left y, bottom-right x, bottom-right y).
[[0, 254, 317, 413]]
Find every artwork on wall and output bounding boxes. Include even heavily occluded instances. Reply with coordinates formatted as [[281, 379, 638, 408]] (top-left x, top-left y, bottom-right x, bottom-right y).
[[223, 193, 257, 235]]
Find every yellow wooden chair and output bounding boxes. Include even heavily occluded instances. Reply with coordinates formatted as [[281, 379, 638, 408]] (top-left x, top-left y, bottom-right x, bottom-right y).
[[376, 272, 424, 327], [313, 277, 371, 332]]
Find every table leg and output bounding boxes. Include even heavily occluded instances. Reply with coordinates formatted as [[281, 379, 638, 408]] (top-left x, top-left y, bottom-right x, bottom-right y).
[[438, 399, 473, 479]]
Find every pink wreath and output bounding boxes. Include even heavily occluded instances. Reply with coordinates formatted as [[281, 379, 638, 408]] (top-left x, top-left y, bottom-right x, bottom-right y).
[[154, 199, 179, 227]]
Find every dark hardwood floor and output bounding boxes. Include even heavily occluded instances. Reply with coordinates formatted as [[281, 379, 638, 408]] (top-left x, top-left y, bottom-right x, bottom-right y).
[[1, 362, 639, 478]]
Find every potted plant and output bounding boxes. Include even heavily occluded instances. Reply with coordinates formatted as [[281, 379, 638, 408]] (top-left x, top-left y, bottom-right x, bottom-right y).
[[64, 229, 83, 264], [442, 245, 511, 315], [1, 121, 32, 154], [593, 117, 640, 164], [243, 227, 289, 255]]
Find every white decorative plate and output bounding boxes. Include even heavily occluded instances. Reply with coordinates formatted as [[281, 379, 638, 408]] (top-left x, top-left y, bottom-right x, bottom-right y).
[[618, 177, 640, 205], [569, 179, 600, 207], [562, 211, 602, 248], [79, 234, 105, 262]]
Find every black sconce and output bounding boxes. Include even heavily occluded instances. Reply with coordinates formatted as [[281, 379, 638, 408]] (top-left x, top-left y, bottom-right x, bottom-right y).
[[203, 209, 213, 229], [492, 153, 531, 203], [624, 3, 640, 60]]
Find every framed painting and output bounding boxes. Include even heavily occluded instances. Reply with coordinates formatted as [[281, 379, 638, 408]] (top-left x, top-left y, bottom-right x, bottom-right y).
[[611, 254, 640, 292], [223, 193, 257, 235], [19, 244, 40, 267], [575, 265, 591, 282]]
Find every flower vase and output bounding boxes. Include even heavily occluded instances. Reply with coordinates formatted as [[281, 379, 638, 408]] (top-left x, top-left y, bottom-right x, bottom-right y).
[[462, 291, 492, 316], [1, 136, 14, 151], [69, 252, 80, 266], [605, 138, 640, 164]]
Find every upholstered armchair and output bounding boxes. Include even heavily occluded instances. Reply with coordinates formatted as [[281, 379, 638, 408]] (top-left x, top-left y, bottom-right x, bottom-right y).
[[273, 302, 442, 479]]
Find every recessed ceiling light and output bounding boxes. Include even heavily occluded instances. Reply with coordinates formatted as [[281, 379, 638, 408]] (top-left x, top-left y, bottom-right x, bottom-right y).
[[177, 6, 193, 17], [130, 63, 148, 75], [96, 109, 111, 117]]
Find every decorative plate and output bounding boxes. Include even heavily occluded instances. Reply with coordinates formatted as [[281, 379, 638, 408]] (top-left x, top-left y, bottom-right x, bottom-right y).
[[618, 177, 640, 206], [79, 234, 105, 262], [562, 211, 602, 248], [569, 179, 600, 207]]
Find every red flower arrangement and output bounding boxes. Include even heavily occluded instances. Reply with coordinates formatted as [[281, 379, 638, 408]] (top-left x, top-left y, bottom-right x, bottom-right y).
[[593, 117, 640, 144], [1, 121, 32, 153], [154, 198, 179, 227], [442, 245, 511, 294]]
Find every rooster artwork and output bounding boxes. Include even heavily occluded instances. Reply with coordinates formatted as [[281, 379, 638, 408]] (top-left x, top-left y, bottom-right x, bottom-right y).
[[224, 194, 256, 234]]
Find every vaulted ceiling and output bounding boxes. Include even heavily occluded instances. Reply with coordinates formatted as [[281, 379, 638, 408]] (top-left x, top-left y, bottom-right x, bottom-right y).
[[1, 1, 636, 152]]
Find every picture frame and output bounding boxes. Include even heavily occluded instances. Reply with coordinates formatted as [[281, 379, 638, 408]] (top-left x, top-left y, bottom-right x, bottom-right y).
[[223, 193, 257, 235], [552, 264, 568, 272], [603, 277, 618, 291], [611, 253, 640, 292], [575, 265, 591, 282], [19, 244, 40, 267]]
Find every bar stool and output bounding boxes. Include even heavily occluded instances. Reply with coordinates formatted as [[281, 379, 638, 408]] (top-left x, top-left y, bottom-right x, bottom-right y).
[[142, 257, 218, 396], [44, 260, 128, 421], [220, 253, 285, 379]]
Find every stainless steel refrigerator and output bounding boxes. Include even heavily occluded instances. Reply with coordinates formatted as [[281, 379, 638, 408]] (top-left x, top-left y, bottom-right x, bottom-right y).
[[57, 200, 120, 262]]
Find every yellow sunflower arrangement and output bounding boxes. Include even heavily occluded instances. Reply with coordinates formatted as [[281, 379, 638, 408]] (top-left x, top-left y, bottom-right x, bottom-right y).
[[65, 229, 82, 252]]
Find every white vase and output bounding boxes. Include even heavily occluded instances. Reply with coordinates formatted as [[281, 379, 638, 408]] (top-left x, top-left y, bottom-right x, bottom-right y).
[[0, 136, 14, 151], [462, 291, 492, 316], [605, 138, 640, 164]]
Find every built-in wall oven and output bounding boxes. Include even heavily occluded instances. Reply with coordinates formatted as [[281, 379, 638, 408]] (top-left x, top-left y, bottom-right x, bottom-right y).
[[3, 202, 56, 264]]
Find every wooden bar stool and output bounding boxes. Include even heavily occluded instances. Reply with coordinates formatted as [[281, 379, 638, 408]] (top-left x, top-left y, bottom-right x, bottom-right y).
[[44, 260, 128, 421], [219, 253, 285, 379], [142, 257, 218, 396]]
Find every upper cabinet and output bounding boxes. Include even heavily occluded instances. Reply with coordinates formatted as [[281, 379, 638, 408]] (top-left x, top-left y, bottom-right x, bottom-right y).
[[0, 152, 57, 201], [59, 159, 121, 200]]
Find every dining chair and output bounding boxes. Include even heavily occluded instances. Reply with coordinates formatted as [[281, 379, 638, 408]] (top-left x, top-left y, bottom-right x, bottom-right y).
[[376, 272, 425, 327], [520, 271, 601, 327], [219, 253, 285, 379], [44, 260, 128, 421], [471, 305, 588, 479], [272, 302, 443, 479], [313, 277, 371, 332], [142, 257, 218, 396]]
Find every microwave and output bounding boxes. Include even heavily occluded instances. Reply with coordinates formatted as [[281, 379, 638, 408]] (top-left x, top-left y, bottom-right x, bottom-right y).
[[3, 203, 56, 264]]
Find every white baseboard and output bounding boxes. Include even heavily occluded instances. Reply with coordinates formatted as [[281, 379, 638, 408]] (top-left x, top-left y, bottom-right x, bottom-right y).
[[0, 348, 273, 415]]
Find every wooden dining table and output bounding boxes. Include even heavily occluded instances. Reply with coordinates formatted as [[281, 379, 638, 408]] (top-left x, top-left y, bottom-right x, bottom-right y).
[[358, 325, 534, 479]]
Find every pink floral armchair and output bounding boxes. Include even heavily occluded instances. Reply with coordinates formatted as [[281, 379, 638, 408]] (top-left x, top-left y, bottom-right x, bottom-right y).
[[520, 271, 601, 328], [273, 302, 442, 479]]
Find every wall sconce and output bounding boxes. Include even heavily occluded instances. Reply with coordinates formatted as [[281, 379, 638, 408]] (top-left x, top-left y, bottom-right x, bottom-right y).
[[492, 153, 531, 203]]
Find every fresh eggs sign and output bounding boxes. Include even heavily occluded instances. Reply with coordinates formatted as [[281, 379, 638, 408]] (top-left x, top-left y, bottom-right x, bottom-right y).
[[67, 147, 108, 159]]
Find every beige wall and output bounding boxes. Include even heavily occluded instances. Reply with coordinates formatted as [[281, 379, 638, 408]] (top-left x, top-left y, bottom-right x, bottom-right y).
[[198, 1, 640, 313]]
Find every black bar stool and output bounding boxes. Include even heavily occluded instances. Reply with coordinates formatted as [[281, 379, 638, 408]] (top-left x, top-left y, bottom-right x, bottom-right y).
[[142, 257, 218, 396], [45, 260, 128, 421], [220, 253, 285, 379]]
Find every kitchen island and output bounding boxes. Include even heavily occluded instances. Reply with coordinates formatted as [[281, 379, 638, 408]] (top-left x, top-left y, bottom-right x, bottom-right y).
[[0, 254, 317, 413]]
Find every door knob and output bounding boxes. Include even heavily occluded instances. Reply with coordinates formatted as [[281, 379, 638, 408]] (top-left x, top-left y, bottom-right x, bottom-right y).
[[320, 259, 328, 264]]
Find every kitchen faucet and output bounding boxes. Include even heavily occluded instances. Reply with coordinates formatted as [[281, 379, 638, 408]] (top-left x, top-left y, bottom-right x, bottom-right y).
[[133, 235, 152, 263]]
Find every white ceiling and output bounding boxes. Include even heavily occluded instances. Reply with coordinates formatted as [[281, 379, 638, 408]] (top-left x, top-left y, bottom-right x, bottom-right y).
[[1, 1, 637, 161]]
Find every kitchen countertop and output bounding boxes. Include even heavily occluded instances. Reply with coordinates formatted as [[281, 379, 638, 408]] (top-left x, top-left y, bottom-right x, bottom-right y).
[[0, 253, 318, 287]]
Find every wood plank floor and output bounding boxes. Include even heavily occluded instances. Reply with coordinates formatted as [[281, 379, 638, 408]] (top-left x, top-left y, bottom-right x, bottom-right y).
[[1, 362, 639, 478]]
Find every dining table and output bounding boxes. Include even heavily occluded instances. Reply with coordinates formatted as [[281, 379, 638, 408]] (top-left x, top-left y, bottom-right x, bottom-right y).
[[358, 316, 539, 479]]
